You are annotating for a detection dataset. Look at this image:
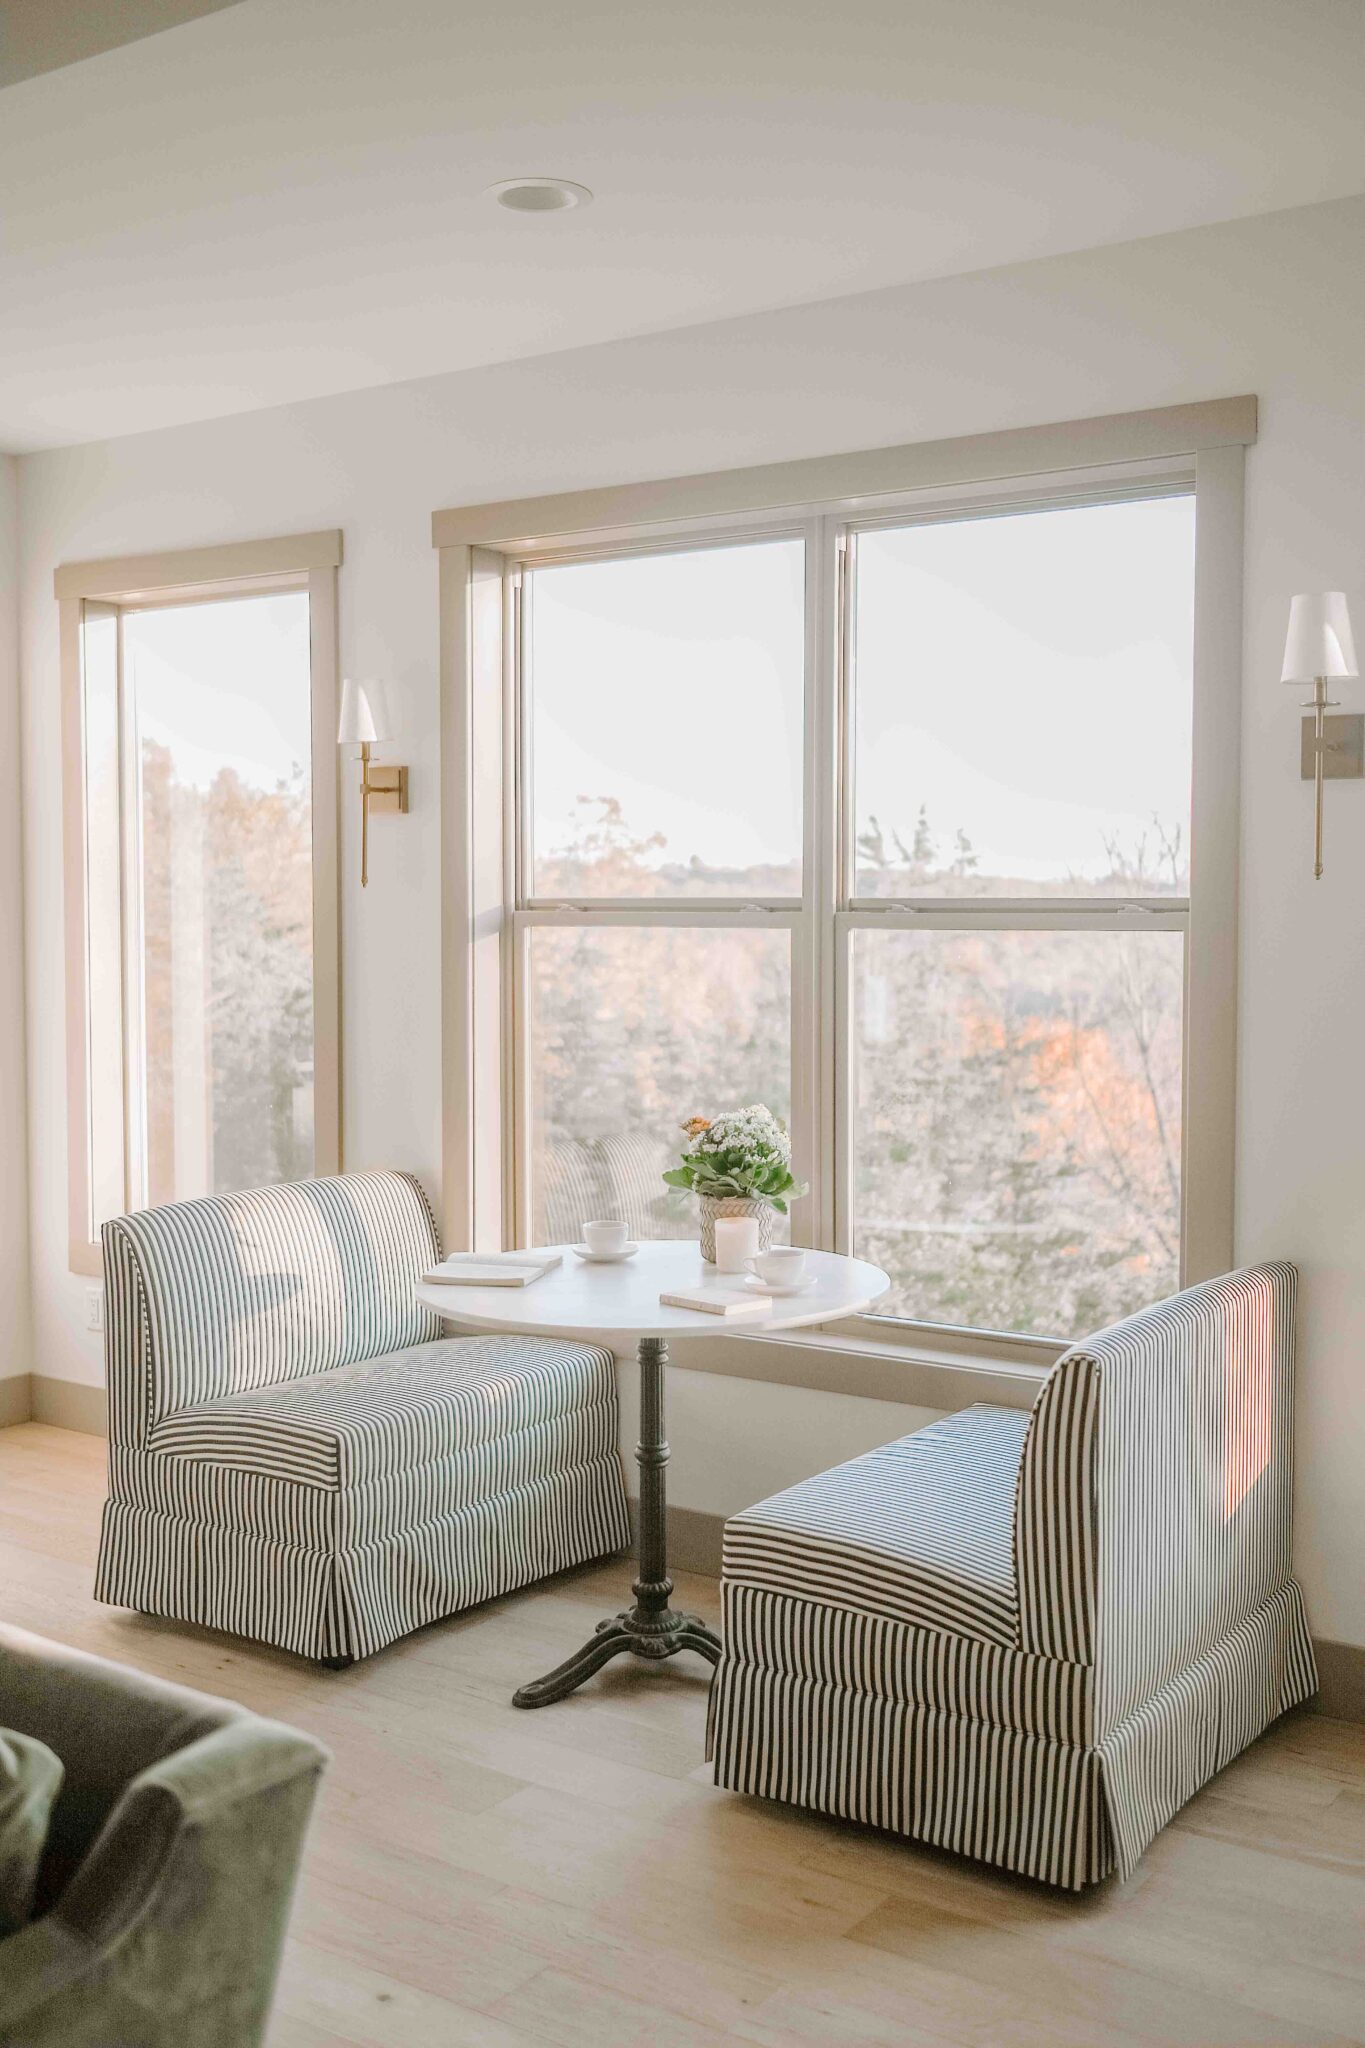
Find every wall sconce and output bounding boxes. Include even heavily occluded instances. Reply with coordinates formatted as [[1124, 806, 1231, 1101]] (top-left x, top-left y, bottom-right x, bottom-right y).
[[337, 678, 408, 888], [1282, 592, 1360, 879]]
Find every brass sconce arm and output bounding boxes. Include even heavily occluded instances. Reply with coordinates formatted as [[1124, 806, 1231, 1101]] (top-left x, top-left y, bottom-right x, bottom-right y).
[[1305, 676, 1337, 883], [357, 741, 409, 888]]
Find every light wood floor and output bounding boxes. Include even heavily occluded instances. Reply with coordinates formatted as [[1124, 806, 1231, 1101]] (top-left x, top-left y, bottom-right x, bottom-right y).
[[2, 1423, 1363, 2048]]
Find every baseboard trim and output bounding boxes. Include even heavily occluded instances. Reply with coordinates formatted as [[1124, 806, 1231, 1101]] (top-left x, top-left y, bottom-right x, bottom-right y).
[[0, 1375, 32, 1426], [30, 1376, 106, 1436], [1312, 1638, 1365, 1726], [664, 1503, 725, 1577], [625, 1501, 725, 1578]]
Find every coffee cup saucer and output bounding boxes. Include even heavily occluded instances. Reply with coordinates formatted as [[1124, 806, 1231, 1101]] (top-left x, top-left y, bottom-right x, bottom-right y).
[[572, 1243, 639, 1263], [743, 1271, 815, 1296]]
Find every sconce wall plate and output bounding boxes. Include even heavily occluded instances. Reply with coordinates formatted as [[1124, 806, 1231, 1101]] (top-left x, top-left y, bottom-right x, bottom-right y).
[[1300, 713, 1364, 780], [364, 763, 409, 813]]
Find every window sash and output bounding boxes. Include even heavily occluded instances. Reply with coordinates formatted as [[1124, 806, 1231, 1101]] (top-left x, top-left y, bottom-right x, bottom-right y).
[[510, 905, 809, 1252], [837, 916, 1188, 1342], [841, 489, 1196, 913]]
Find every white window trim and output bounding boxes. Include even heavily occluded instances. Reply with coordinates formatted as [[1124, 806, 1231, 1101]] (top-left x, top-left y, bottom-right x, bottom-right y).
[[434, 400, 1251, 1386], [58, 529, 344, 1276]]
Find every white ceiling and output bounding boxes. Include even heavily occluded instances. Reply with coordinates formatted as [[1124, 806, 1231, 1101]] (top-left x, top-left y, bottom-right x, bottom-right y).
[[2, 0, 1363, 452]]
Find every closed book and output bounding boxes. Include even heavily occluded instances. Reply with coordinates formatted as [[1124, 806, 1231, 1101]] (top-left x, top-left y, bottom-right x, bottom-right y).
[[437, 1249, 563, 1274], [658, 1289, 773, 1318], [421, 1260, 550, 1288]]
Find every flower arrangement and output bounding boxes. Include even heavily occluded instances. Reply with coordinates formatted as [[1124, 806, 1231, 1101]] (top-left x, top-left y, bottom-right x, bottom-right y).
[[663, 1104, 808, 1213]]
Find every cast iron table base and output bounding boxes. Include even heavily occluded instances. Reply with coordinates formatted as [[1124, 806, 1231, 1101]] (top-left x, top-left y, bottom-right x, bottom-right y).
[[513, 1335, 722, 1707]]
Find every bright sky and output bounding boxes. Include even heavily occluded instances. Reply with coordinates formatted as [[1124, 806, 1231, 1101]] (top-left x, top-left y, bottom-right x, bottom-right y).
[[530, 494, 1194, 889], [530, 541, 804, 883], [123, 590, 312, 793], [855, 494, 1194, 886], [118, 499, 1193, 888]]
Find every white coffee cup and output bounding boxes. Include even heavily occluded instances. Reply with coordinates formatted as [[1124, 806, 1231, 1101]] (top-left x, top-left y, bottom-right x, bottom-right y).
[[750, 1246, 808, 1287], [583, 1219, 628, 1254]]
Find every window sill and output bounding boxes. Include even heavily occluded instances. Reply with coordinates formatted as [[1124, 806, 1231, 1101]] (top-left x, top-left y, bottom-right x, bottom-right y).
[[661, 1316, 1053, 1413]]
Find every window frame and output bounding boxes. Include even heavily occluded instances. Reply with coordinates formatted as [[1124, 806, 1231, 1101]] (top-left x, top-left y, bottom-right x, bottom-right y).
[[434, 401, 1250, 1368], [58, 529, 343, 1275]]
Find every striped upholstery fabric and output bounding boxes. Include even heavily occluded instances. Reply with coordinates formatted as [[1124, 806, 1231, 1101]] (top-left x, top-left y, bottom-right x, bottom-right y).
[[718, 1582, 1094, 1743], [95, 1173, 630, 1662], [148, 1334, 616, 1485], [1016, 1263, 1302, 1733], [103, 1171, 444, 1443], [723, 1406, 1028, 1648], [709, 1265, 1317, 1889], [709, 1653, 1109, 1889]]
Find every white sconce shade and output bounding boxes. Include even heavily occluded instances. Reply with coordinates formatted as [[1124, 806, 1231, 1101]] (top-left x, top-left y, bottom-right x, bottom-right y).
[[1281, 592, 1358, 683], [337, 676, 392, 746]]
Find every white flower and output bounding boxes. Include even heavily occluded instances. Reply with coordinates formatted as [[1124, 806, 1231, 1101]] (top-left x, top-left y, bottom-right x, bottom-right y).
[[691, 1103, 791, 1166]]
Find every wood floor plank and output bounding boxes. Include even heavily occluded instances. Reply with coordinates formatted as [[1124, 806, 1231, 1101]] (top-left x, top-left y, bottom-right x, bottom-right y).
[[437, 1881, 793, 2042], [264, 2017, 359, 2048], [748, 1957, 1127, 2048], [487, 1966, 756, 2048], [846, 1892, 1364, 2048], [273, 1941, 542, 2048], [1172, 1781, 1365, 1873], [289, 1872, 547, 2011]]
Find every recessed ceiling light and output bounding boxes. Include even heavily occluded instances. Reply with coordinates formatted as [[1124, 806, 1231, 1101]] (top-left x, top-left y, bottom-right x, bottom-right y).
[[487, 176, 593, 214]]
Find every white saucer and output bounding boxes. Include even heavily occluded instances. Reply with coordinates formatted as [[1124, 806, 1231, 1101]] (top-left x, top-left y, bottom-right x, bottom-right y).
[[571, 1243, 639, 1263], [743, 1271, 816, 1297]]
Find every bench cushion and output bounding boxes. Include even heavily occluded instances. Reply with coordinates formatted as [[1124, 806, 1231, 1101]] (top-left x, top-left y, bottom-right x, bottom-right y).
[[148, 1335, 617, 1490], [722, 1404, 1029, 1649]]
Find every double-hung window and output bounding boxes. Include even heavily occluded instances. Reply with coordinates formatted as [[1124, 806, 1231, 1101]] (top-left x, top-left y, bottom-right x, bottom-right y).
[[436, 400, 1250, 1355], [60, 532, 342, 1272]]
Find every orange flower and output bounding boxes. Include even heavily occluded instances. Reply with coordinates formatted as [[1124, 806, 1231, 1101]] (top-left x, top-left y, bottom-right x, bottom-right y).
[[680, 1115, 711, 1138]]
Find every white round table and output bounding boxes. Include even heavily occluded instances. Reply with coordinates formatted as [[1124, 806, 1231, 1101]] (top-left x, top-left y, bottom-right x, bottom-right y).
[[417, 1241, 889, 1708]]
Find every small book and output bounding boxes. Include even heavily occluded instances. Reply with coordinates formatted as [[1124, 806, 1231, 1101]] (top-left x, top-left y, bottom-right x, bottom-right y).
[[659, 1289, 773, 1319], [421, 1254, 556, 1288], [438, 1249, 563, 1274]]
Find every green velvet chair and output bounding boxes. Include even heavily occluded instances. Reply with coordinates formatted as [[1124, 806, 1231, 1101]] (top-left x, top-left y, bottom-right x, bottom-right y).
[[0, 1624, 327, 2047]]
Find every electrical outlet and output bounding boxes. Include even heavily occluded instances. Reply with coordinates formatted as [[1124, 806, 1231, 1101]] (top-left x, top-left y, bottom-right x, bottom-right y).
[[85, 1287, 105, 1334]]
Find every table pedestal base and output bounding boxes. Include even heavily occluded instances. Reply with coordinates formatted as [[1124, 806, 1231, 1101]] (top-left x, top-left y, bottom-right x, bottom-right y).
[[512, 1606, 721, 1709], [513, 1335, 722, 1709]]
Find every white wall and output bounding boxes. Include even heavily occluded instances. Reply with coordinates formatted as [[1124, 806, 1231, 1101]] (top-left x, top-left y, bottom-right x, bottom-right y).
[[16, 193, 1365, 1644], [615, 1365, 940, 1524], [0, 454, 30, 1392]]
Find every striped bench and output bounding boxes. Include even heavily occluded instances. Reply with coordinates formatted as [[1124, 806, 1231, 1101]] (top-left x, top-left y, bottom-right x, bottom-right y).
[[708, 1266, 1317, 1889], [94, 1172, 630, 1665]]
